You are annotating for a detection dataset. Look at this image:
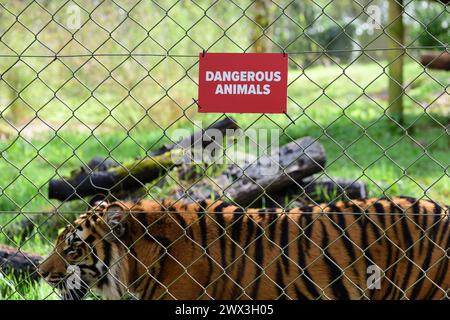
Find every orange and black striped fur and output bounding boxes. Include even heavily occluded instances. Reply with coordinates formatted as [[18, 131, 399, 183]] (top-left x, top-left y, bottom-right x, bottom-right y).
[[39, 196, 450, 300]]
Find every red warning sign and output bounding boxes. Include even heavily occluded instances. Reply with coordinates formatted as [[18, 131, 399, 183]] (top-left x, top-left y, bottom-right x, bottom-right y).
[[198, 53, 288, 113]]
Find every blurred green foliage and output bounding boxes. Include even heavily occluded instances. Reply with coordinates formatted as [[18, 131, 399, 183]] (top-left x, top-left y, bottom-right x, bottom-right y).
[[412, 3, 449, 48]]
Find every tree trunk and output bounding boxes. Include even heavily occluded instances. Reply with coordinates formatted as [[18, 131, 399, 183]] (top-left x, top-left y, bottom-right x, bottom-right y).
[[387, 0, 405, 126]]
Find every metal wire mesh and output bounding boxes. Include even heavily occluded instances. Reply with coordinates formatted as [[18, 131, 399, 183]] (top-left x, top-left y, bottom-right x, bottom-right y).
[[0, 0, 448, 300]]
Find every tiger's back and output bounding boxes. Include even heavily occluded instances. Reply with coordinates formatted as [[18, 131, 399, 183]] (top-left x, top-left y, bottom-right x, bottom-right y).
[[130, 196, 450, 300], [39, 196, 450, 300]]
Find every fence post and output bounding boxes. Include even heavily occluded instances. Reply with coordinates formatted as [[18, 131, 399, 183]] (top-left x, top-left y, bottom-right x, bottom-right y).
[[387, 0, 405, 126]]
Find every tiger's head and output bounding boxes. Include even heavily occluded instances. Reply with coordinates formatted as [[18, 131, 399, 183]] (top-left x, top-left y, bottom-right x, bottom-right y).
[[38, 200, 154, 300]]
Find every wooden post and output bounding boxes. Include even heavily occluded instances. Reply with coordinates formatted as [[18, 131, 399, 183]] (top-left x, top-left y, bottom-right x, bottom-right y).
[[387, 0, 405, 125], [252, 0, 270, 52]]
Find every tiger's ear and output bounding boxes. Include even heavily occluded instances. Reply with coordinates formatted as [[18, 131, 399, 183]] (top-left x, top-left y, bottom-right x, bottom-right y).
[[104, 203, 128, 238]]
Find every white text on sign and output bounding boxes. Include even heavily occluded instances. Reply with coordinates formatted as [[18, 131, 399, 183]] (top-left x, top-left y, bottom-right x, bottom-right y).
[[205, 71, 282, 95]]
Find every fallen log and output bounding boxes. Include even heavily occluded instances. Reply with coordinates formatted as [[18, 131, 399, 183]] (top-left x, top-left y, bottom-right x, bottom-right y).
[[255, 177, 368, 207], [300, 177, 367, 200], [48, 117, 239, 202], [173, 138, 367, 207], [0, 245, 42, 280], [171, 176, 367, 208], [48, 152, 176, 201], [420, 52, 450, 71], [216, 137, 326, 207]]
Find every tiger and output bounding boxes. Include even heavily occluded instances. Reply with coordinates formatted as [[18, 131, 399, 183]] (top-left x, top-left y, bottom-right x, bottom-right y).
[[38, 196, 450, 300]]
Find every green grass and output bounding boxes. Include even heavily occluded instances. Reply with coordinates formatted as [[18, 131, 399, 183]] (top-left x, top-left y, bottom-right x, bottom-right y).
[[0, 61, 448, 299], [0, 271, 58, 300]]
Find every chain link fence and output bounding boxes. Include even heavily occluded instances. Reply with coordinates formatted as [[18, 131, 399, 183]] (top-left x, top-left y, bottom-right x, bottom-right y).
[[0, 0, 448, 300]]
